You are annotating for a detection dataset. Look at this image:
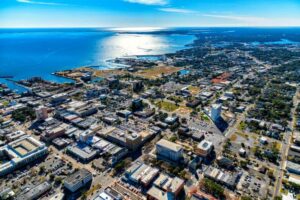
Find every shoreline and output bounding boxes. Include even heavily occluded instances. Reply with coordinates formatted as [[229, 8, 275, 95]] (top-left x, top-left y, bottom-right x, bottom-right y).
[[0, 31, 197, 91]]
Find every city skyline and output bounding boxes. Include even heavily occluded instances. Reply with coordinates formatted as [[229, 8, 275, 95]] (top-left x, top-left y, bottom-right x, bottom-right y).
[[1, 0, 300, 28]]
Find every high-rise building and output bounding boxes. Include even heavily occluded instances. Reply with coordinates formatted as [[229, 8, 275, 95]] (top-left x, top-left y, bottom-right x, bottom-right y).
[[195, 140, 214, 157], [35, 106, 48, 121], [210, 103, 222, 122], [131, 98, 143, 111], [156, 139, 183, 162]]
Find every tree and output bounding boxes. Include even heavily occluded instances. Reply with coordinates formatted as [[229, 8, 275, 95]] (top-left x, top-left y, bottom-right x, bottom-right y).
[[55, 177, 63, 185], [12, 107, 36, 122], [113, 158, 132, 174], [267, 169, 275, 180], [241, 143, 245, 148], [241, 196, 252, 200], [39, 166, 45, 174], [202, 178, 225, 199], [49, 174, 55, 182], [274, 196, 282, 200], [81, 193, 88, 200], [240, 160, 248, 169], [114, 160, 125, 173], [181, 117, 187, 124], [169, 135, 178, 143]]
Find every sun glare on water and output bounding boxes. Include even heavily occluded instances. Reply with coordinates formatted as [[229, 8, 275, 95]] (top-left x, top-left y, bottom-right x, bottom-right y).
[[97, 33, 169, 61], [109, 27, 165, 32]]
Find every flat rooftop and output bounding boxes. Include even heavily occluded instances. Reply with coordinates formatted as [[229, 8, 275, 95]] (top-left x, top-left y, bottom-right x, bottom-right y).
[[156, 139, 182, 152], [65, 168, 92, 185], [9, 136, 44, 158], [0, 135, 47, 175], [13, 139, 37, 156], [67, 145, 97, 159], [197, 140, 213, 151], [147, 186, 168, 200], [127, 161, 159, 185], [153, 173, 184, 193]]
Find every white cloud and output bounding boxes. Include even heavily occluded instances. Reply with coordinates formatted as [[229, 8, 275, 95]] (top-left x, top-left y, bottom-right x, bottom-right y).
[[159, 8, 196, 14], [202, 14, 268, 24], [124, 0, 168, 5], [16, 0, 67, 6]]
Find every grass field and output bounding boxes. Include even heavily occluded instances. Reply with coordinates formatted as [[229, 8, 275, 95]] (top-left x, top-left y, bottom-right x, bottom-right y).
[[56, 64, 181, 80], [235, 131, 248, 139], [94, 69, 126, 77], [230, 134, 238, 142], [272, 141, 282, 151], [199, 112, 210, 122], [188, 85, 201, 95], [154, 101, 179, 112], [134, 64, 182, 79], [238, 121, 247, 131], [176, 106, 192, 115]]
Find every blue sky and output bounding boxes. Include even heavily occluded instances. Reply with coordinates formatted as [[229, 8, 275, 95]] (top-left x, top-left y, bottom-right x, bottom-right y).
[[1, 0, 300, 28]]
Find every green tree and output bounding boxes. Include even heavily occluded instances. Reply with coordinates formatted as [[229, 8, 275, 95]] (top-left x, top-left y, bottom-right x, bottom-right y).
[[274, 196, 282, 200], [202, 178, 225, 199], [12, 107, 36, 122], [241, 196, 252, 200]]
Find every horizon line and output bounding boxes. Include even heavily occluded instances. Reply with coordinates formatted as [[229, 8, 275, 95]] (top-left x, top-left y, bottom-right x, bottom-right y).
[[1, 25, 300, 29]]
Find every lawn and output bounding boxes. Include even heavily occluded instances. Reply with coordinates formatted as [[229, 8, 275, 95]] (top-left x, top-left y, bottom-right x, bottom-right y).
[[188, 85, 201, 95], [1, 101, 9, 107], [85, 184, 102, 197], [238, 121, 247, 131], [177, 106, 192, 115], [272, 141, 282, 151], [280, 188, 288, 195], [134, 65, 182, 79], [230, 134, 238, 142], [200, 112, 210, 122], [251, 135, 258, 140], [167, 95, 184, 103], [93, 68, 127, 77], [236, 132, 248, 139], [154, 101, 179, 112]]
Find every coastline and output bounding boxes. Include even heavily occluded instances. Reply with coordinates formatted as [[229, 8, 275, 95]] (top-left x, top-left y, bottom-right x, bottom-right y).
[[0, 29, 196, 92]]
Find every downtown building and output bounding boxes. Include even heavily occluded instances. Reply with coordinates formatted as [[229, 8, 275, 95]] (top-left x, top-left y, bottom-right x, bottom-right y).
[[0, 135, 48, 176], [64, 168, 93, 192], [156, 139, 183, 162]]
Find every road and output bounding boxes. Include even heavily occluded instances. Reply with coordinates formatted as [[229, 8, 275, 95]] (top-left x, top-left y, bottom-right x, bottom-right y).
[[243, 51, 300, 198], [231, 50, 300, 199], [14, 120, 98, 174], [273, 87, 299, 198], [49, 146, 97, 174]]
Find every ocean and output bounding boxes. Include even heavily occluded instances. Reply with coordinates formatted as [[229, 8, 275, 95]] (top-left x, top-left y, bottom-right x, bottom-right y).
[[0, 28, 195, 92], [2, 27, 300, 93]]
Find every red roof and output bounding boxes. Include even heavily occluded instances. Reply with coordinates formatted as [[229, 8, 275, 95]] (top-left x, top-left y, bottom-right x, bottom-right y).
[[212, 72, 231, 84]]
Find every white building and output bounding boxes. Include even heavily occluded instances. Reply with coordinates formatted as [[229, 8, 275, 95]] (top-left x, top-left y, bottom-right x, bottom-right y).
[[0, 135, 48, 176], [260, 136, 268, 145], [195, 140, 214, 157], [64, 169, 92, 192], [239, 148, 246, 157], [5, 130, 26, 142], [156, 139, 183, 162], [211, 103, 222, 121], [224, 91, 234, 99], [79, 130, 93, 143]]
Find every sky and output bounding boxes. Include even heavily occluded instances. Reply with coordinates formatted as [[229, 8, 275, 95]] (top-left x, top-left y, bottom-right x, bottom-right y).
[[1, 0, 300, 28]]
